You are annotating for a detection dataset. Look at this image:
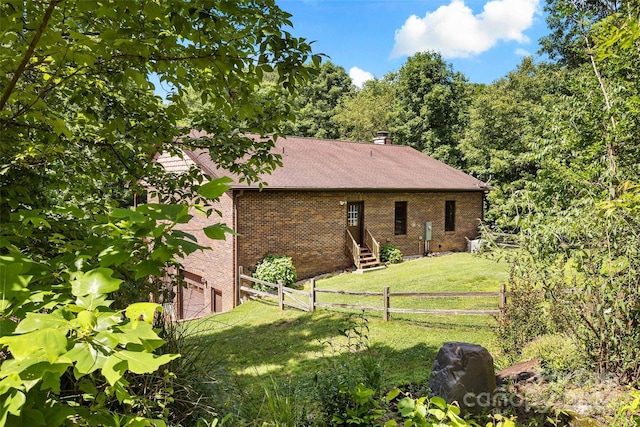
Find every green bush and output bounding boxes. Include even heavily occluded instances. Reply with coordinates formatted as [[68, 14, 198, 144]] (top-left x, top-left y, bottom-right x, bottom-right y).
[[253, 255, 298, 291], [495, 275, 552, 364], [380, 244, 403, 263], [521, 334, 587, 376]]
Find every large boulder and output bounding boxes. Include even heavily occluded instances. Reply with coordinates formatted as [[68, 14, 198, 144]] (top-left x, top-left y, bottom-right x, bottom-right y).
[[429, 342, 497, 412]]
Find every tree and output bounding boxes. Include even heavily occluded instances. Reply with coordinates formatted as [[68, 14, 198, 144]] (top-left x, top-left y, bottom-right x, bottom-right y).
[[332, 78, 394, 142], [388, 51, 472, 169], [499, 1, 640, 383], [285, 61, 355, 139], [540, 0, 624, 67], [460, 58, 566, 229], [0, 0, 319, 424]]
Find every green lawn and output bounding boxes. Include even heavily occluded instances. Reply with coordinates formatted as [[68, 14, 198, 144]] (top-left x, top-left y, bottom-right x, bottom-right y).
[[183, 253, 509, 392], [313, 253, 507, 320]]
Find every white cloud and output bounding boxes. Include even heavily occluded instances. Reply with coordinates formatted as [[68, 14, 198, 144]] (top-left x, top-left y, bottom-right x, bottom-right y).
[[391, 0, 539, 59], [349, 66, 374, 89], [515, 48, 531, 56]]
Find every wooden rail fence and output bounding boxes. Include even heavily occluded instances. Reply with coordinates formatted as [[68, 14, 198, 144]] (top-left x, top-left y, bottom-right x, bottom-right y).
[[239, 267, 507, 321]]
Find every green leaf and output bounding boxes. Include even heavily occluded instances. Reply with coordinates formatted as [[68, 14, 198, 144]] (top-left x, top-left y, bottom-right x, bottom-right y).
[[51, 118, 71, 137], [203, 223, 235, 240], [71, 268, 122, 297], [397, 397, 415, 417], [14, 311, 70, 334], [197, 176, 233, 199], [0, 374, 23, 395], [110, 207, 149, 223], [0, 256, 33, 302], [427, 407, 446, 420], [98, 246, 131, 267], [429, 396, 447, 410], [103, 351, 179, 384], [0, 388, 26, 424], [118, 350, 179, 374], [113, 322, 166, 352], [386, 388, 401, 403], [125, 302, 161, 324], [75, 294, 112, 311], [22, 362, 70, 393], [134, 259, 165, 279], [0, 329, 68, 363], [102, 355, 128, 386], [65, 342, 108, 377], [137, 203, 189, 222]]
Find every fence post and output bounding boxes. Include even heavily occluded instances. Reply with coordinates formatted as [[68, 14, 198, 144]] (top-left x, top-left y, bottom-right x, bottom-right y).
[[499, 283, 507, 311], [383, 286, 390, 321], [278, 280, 284, 311], [309, 279, 315, 313]]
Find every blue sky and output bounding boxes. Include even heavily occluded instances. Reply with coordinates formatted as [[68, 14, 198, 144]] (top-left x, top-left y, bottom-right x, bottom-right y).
[[277, 0, 548, 87]]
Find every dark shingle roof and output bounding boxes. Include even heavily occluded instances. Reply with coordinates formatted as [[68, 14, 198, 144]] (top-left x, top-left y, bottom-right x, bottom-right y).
[[185, 135, 487, 192]]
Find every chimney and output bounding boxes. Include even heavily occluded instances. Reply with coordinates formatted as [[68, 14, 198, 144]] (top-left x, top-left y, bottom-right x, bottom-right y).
[[373, 131, 392, 145]]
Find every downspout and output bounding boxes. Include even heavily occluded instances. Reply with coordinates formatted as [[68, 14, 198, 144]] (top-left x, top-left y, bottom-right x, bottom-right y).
[[233, 189, 244, 307]]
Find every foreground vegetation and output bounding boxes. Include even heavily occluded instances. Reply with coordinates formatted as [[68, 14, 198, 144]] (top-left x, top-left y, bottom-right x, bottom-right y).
[[179, 253, 640, 425], [1, 0, 639, 425]]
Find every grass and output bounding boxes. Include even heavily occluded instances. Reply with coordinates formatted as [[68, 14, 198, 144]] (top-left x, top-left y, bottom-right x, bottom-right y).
[[313, 253, 508, 321], [180, 252, 509, 419]]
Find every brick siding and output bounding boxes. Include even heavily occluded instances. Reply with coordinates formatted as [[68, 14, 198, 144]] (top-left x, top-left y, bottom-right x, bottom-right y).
[[236, 190, 484, 280], [174, 191, 236, 313], [170, 188, 484, 316]]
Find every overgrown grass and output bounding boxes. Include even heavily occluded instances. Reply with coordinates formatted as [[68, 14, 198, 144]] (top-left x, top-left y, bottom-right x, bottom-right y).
[[180, 253, 509, 422]]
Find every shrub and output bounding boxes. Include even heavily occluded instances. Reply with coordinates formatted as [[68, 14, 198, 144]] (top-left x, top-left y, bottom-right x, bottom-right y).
[[495, 274, 552, 364], [507, 186, 640, 384], [380, 244, 403, 263], [253, 255, 297, 291], [521, 334, 587, 376]]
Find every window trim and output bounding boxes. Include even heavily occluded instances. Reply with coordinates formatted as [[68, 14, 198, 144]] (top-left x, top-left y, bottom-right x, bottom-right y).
[[445, 200, 456, 232], [394, 201, 407, 235]]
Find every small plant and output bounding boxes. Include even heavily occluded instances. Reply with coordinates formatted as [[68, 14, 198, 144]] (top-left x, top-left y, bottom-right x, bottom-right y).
[[612, 388, 640, 426], [384, 390, 471, 426], [332, 383, 385, 426], [260, 377, 307, 427], [380, 244, 403, 264], [313, 313, 385, 425], [253, 255, 298, 291]]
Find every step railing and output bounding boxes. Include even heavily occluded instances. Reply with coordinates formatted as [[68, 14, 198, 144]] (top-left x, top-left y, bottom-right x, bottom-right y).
[[364, 228, 380, 263], [345, 229, 362, 269]]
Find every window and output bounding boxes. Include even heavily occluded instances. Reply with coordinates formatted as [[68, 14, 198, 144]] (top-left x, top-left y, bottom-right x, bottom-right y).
[[445, 200, 456, 232], [348, 204, 359, 227], [395, 201, 407, 235]]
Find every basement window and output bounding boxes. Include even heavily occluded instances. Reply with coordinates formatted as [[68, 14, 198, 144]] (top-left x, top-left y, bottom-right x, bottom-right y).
[[445, 200, 456, 232], [395, 201, 407, 235]]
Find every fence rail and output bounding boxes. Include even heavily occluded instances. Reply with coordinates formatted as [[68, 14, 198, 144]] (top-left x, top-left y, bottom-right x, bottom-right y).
[[239, 267, 506, 321]]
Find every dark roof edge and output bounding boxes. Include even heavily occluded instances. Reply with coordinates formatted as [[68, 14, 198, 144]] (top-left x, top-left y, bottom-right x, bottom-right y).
[[229, 186, 488, 193]]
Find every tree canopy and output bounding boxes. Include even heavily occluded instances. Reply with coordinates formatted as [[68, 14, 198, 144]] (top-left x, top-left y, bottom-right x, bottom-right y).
[[0, 0, 319, 424], [387, 51, 471, 169], [284, 61, 355, 139]]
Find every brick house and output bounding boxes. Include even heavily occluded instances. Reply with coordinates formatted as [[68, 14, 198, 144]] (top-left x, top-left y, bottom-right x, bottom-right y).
[[158, 133, 488, 319]]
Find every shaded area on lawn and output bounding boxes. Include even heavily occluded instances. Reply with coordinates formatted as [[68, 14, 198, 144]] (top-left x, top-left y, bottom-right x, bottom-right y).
[[181, 299, 497, 391]]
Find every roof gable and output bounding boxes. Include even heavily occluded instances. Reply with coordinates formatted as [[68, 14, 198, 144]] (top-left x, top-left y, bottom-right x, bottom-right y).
[[185, 135, 487, 191]]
